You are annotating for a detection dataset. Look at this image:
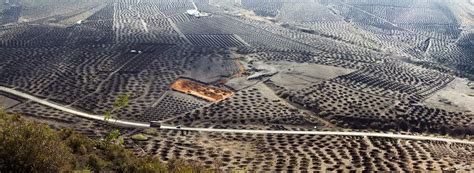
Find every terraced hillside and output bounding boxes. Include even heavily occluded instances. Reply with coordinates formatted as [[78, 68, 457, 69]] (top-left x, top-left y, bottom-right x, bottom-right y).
[[0, 0, 473, 171]]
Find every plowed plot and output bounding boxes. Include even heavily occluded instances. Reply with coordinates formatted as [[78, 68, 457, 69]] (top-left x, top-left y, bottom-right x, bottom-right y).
[[0, 94, 20, 109], [170, 79, 234, 102]]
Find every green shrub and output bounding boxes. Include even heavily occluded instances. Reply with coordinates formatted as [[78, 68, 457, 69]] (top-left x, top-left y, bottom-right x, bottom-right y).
[[0, 110, 216, 172], [0, 111, 74, 172], [86, 154, 107, 171], [131, 133, 148, 141], [143, 128, 158, 135], [319, 111, 329, 116]]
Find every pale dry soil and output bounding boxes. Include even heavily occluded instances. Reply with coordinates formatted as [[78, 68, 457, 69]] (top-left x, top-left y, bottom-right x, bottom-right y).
[[0, 94, 20, 109], [267, 61, 355, 90], [423, 77, 474, 113]]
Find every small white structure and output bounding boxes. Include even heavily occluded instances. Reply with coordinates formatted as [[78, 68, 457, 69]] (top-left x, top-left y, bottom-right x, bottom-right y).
[[186, 9, 210, 18], [186, 9, 200, 17], [130, 50, 142, 54]]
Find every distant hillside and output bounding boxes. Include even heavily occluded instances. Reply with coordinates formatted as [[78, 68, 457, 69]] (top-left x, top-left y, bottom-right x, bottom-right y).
[[0, 0, 107, 24], [19, 0, 102, 7], [16, 0, 105, 22]]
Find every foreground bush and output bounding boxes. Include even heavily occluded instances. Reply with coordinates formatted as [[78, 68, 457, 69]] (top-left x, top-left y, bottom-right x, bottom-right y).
[[0, 111, 74, 172], [0, 110, 211, 172]]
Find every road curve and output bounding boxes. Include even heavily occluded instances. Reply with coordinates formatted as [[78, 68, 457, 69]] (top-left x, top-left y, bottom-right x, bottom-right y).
[[1, 86, 473, 145], [0, 86, 150, 128]]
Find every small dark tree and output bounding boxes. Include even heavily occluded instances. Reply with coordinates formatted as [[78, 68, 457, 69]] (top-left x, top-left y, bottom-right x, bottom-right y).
[[104, 92, 132, 145]]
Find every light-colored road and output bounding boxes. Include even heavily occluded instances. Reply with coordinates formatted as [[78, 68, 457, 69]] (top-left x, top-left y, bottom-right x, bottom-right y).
[[1, 86, 473, 145], [140, 19, 149, 33], [167, 18, 192, 44], [0, 86, 149, 128], [160, 126, 474, 145]]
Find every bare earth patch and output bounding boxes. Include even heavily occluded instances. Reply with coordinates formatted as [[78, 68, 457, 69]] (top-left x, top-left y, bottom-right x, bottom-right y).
[[268, 61, 356, 90], [170, 78, 234, 102], [0, 94, 20, 109], [423, 77, 474, 113]]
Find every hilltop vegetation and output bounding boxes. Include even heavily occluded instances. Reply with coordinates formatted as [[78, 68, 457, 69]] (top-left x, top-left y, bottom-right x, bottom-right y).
[[0, 110, 212, 172]]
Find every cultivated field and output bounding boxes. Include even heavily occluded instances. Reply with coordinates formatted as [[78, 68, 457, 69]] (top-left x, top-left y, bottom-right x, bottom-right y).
[[0, 0, 473, 171]]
